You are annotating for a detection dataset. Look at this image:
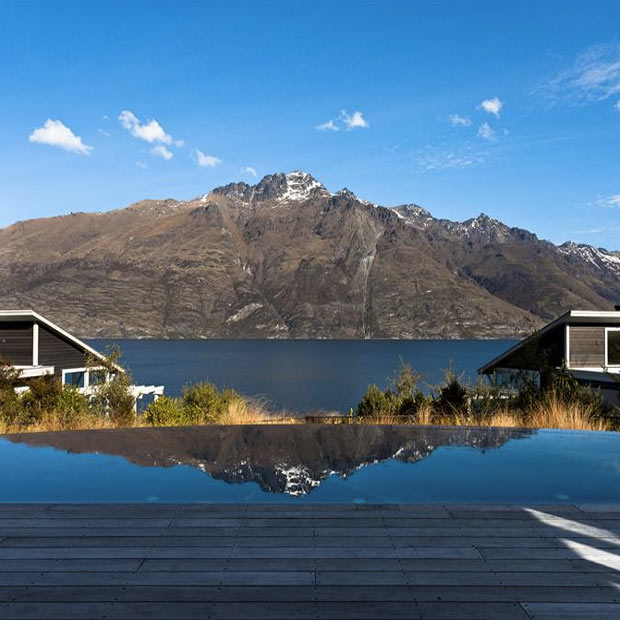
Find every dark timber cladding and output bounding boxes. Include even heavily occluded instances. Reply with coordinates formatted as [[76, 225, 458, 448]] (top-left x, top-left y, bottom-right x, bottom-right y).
[[0, 321, 32, 365], [570, 326, 605, 367], [486, 324, 565, 371], [0, 503, 619, 619], [38, 323, 88, 376]]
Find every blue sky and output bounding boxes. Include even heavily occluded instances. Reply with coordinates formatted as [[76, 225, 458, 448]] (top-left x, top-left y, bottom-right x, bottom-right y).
[[1, 0, 620, 248]]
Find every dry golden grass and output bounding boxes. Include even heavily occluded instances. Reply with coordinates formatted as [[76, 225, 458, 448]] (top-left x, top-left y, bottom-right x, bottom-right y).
[[416, 402, 434, 425], [216, 397, 301, 425], [527, 393, 609, 431], [356, 413, 403, 425], [350, 395, 608, 431], [0, 412, 120, 435]]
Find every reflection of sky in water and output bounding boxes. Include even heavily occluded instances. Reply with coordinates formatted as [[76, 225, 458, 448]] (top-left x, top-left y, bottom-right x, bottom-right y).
[[1, 429, 620, 504]]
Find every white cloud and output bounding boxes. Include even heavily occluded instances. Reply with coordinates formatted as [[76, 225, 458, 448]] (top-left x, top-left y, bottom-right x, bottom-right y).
[[194, 149, 222, 167], [542, 45, 620, 104], [448, 113, 472, 127], [28, 119, 93, 155], [416, 147, 484, 172], [616, 100, 620, 113], [119, 110, 175, 144], [591, 194, 620, 208], [340, 109, 369, 130], [480, 97, 503, 117], [478, 121, 496, 141], [135, 161, 147, 169], [97, 128, 110, 137], [151, 145, 173, 160], [315, 119, 339, 131], [242, 166, 257, 177]]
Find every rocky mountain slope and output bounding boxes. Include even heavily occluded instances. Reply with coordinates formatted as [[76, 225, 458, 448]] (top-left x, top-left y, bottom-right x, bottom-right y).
[[0, 171, 618, 339]]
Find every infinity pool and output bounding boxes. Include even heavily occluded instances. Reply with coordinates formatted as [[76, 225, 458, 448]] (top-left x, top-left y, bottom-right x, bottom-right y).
[[1, 426, 619, 503]]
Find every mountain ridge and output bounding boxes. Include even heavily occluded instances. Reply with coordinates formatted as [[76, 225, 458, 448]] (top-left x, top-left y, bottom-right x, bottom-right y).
[[0, 171, 618, 339]]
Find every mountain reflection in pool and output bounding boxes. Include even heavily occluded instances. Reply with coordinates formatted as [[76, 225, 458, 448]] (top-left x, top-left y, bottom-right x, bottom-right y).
[[1, 425, 620, 503]]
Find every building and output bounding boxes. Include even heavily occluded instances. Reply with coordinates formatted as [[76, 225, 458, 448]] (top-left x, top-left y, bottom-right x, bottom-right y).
[[0, 309, 163, 408], [478, 310, 620, 407]]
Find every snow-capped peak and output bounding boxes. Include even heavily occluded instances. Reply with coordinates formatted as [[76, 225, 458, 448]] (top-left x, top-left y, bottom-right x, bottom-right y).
[[558, 241, 620, 273], [278, 170, 329, 203]]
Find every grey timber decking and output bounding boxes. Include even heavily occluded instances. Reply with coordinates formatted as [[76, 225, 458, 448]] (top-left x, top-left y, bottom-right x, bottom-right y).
[[1, 504, 620, 619]]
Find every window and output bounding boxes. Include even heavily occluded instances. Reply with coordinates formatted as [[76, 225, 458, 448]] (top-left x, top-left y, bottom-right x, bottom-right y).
[[63, 371, 85, 388], [606, 329, 620, 367]]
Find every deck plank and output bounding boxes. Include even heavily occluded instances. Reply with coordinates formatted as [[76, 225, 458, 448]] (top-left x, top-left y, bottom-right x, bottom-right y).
[[522, 602, 620, 619], [1, 585, 619, 604], [0, 601, 532, 619], [0, 503, 619, 618]]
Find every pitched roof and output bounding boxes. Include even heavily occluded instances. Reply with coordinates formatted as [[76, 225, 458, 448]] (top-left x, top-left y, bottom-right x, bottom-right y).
[[0, 309, 116, 368], [478, 310, 620, 374]]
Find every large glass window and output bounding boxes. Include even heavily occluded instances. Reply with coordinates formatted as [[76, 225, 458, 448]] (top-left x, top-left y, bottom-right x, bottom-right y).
[[607, 330, 620, 366]]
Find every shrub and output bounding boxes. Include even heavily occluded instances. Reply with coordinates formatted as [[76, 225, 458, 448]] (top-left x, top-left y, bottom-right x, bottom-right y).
[[143, 383, 249, 427], [356, 361, 428, 420], [89, 346, 136, 426], [55, 385, 90, 429], [96, 375, 134, 426], [0, 388, 25, 427], [390, 360, 427, 417], [514, 375, 539, 413], [19, 377, 62, 426], [182, 381, 235, 423], [435, 370, 468, 416], [356, 384, 394, 418], [143, 396, 185, 426], [468, 379, 515, 424], [544, 366, 603, 414], [0, 355, 20, 391]]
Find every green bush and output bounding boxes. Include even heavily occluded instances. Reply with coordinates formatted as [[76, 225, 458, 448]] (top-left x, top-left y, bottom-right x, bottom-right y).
[[356, 384, 394, 417], [0, 388, 25, 426], [19, 377, 62, 425], [356, 360, 428, 419], [56, 385, 90, 429], [468, 379, 512, 423], [142, 381, 241, 427], [182, 381, 237, 423], [544, 365, 603, 413], [88, 346, 136, 426], [143, 396, 185, 426], [435, 370, 468, 416], [102, 375, 135, 426]]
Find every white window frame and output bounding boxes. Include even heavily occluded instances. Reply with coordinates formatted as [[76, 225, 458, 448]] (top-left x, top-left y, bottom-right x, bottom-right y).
[[61, 367, 89, 388], [604, 328, 620, 368], [61, 366, 108, 390]]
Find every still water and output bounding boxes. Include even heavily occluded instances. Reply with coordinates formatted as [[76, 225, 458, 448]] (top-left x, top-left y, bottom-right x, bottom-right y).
[[1, 426, 619, 503], [88, 339, 515, 412]]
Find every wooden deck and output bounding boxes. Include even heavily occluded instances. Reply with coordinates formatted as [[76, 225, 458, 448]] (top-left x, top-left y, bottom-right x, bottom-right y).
[[1, 503, 620, 619]]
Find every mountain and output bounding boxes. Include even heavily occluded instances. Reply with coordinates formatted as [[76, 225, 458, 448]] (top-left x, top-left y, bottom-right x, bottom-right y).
[[6, 425, 532, 497], [0, 170, 618, 339]]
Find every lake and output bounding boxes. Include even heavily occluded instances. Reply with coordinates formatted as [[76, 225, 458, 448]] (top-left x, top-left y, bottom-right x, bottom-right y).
[[88, 339, 515, 413]]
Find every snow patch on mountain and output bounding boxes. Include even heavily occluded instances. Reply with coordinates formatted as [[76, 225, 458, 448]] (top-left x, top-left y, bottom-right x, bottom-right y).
[[274, 463, 323, 497], [277, 171, 329, 203], [226, 303, 263, 323], [558, 242, 620, 273]]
